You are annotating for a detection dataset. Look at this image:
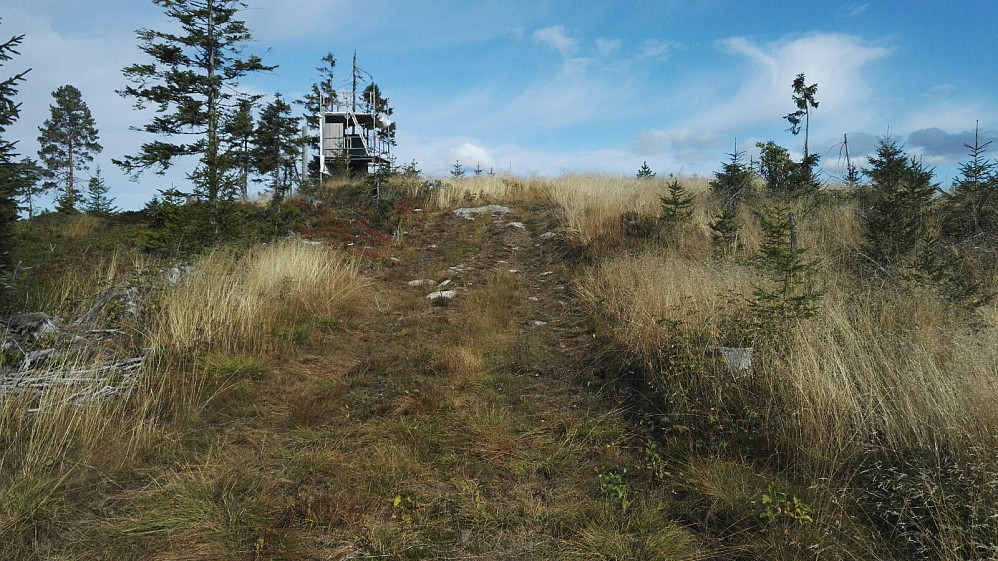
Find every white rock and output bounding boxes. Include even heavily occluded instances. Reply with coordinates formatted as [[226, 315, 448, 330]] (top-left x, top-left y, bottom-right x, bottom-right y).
[[452, 205, 512, 220], [539, 231, 556, 239], [426, 290, 457, 300], [408, 279, 436, 287], [531, 320, 548, 326], [438, 279, 451, 287], [527, 296, 539, 302], [508, 221, 525, 229]]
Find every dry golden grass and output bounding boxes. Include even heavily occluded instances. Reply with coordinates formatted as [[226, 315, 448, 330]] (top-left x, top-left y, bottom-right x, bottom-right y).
[[577, 254, 761, 359], [546, 174, 710, 247], [777, 284, 998, 462], [149, 239, 364, 356], [574, 182, 998, 471], [430, 174, 552, 209]]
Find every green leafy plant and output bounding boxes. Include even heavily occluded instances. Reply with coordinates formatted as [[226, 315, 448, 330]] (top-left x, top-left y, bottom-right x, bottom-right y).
[[760, 483, 814, 526], [597, 469, 631, 512], [756, 140, 795, 195]]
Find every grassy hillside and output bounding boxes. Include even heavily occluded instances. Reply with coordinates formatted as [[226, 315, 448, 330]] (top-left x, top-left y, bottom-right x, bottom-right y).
[[1, 175, 997, 559]]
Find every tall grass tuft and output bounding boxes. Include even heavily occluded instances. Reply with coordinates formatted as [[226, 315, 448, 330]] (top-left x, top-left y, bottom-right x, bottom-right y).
[[149, 239, 364, 357], [430, 174, 551, 209]]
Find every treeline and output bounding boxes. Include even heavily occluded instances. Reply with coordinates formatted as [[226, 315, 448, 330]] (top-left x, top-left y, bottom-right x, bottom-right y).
[[0, 2, 398, 260]]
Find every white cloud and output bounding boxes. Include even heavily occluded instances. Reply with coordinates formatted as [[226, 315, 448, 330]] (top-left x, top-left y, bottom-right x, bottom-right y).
[[451, 142, 495, 171], [595, 37, 622, 57], [533, 25, 578, 56], [637, 38, 680, 60], [694, 33, 891, 136]]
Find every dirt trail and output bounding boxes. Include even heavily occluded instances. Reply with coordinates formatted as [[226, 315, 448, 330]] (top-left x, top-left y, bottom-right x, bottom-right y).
[[183, 204, 696, 560]]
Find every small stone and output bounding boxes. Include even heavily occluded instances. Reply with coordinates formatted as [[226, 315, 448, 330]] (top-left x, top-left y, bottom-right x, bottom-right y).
[[426, 290, 457, 300], [527, 296, 539, 302], [508, 269, 519, 274], [438, 279, 451, 287], [508, 221, 525, 229], [539, 231, 556, 239], [452, 205, 512, 220], [408, 279, 436, 287], [531, 320, 548, 326]]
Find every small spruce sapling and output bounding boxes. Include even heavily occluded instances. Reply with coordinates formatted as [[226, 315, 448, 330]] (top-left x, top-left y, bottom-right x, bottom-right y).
[[450, 160, 465, 178], [659, 179, 694, 226], [748, 204, 822, 343], [637, 161, 656, 178], [710, 204, 740, 256], [82, 166, 118, 216], [710, 149, 753, 206]]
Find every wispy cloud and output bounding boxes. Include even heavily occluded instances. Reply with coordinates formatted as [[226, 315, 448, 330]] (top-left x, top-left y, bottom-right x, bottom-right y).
[[637, 38, 681, 60], [533, 25, 578, 56], [846, 3, 870, 17]]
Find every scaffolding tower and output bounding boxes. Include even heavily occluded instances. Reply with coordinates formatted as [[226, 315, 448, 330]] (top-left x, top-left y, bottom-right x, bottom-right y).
[[316, 55, 393, 176]]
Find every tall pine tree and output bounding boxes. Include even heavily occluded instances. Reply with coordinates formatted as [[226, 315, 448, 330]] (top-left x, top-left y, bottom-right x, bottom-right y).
[[115, 0, 274, 207], [37, 84, 102, 213]]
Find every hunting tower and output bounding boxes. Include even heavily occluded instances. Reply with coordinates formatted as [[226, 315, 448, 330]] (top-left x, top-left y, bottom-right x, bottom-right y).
[[316, 53, 393, 176]]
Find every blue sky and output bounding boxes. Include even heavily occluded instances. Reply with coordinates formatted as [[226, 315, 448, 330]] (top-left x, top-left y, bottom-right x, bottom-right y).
[[4, 0, 997, 209]]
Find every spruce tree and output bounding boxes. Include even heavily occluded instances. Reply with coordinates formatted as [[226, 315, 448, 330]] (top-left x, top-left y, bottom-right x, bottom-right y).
[[942, 127, 998, 243], [749, 205, 822, 339], [784, 73, 819, 161], [221, 97, 256, 201], [710, 150, 753, 206], [451, 160, 465, 178], [37, 84, 102, 213], [710, 204, 740, 256], [252, 94, 300, 217], [659, 179, 694, 225], [297, 52, 337, 124], [0, 20, 32, 262], [115, 0, 274, 206], [82, 167, 118, 216], [362, 82, 395, 147], [637, 161, 656, 178], [861, 136, 939, 266], [296, 52, 336, 175]]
